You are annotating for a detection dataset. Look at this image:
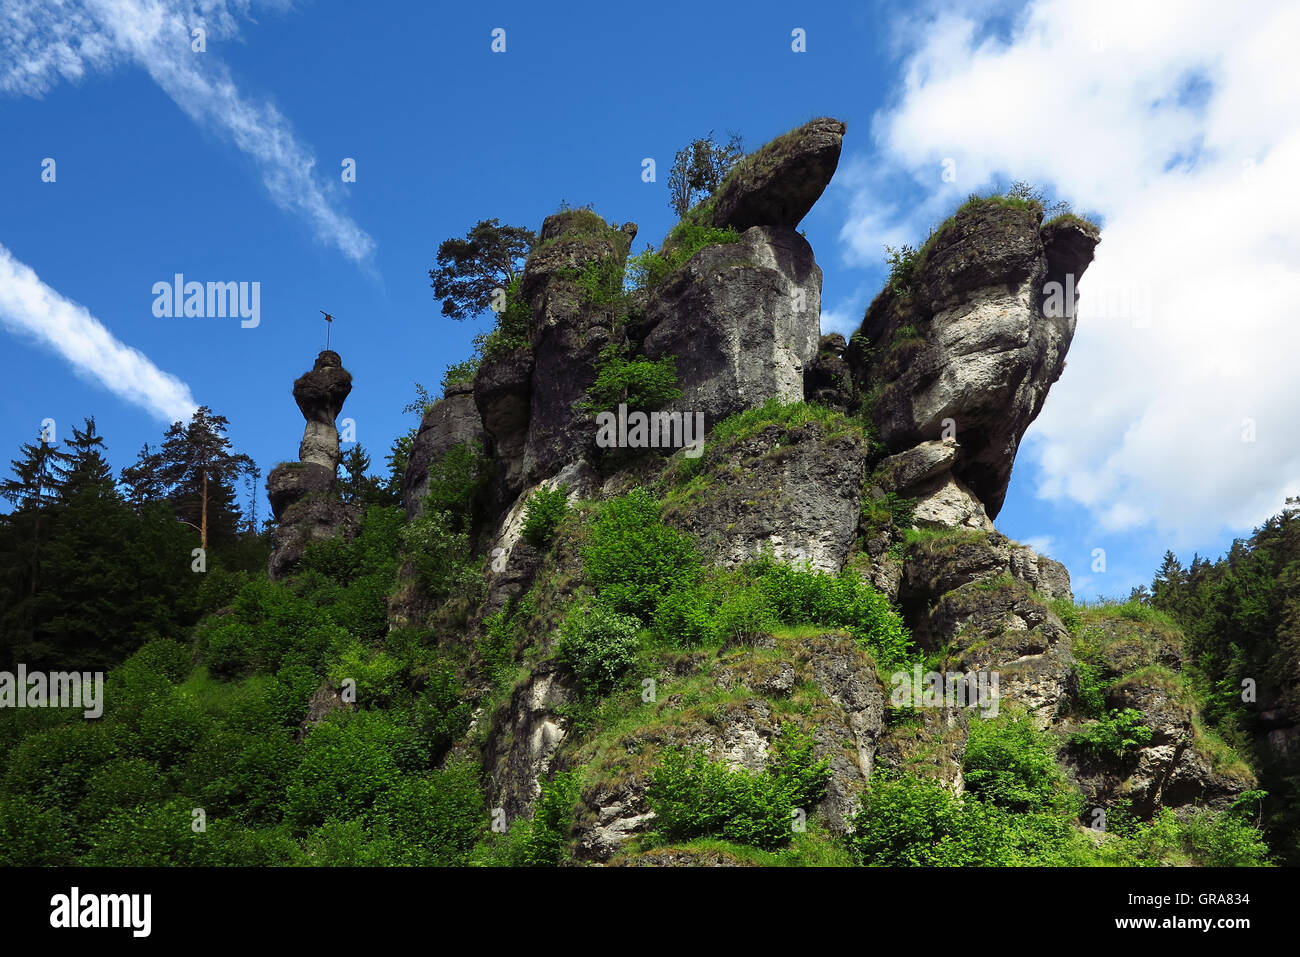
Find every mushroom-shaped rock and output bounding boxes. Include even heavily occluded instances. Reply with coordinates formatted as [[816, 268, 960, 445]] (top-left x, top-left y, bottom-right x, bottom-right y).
[[710, 117, 846, 232]]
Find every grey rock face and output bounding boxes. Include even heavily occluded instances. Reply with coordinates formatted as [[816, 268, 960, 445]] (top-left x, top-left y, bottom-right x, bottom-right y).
[[519, 212, 632, 484], [569, 634, 886, 862], [661, 421, 869, 573], [403, 382, 487, 519], [642, 225, 821, 427], [483, 661, 575, 823], [268, 493, 360, 581], [473, 345, 533, 499], [849, 203, 1099, 518], [709, 117, 846, 232], [805, 333, 852, 409]]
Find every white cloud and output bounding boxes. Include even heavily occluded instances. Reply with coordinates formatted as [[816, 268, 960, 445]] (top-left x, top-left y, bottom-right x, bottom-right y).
[[1020, 535, 1057, 559], [0, 243, 197, 422], [1, 0, 374, 264], [845, 0, 1300, 546], [819, 307, 857, 338]]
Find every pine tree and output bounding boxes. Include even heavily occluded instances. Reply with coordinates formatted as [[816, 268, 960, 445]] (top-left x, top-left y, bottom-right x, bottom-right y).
[[154, 406, 254, 552], [0, 431, 63, 596], [120, 442, 167, 509], [340, 444, 386, 507], [51, 417, 115, 501]]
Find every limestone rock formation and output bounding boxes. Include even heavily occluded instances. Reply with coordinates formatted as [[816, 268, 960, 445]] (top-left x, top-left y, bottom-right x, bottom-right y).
[[266, 350, 357, 580], [661, 420, 869, 573], [383, 117, 1260, 864], [848, 202, 1100, 518], [403, 381, 487, 519], [708, 117, 846, 232], [642, 225, 821, 426]]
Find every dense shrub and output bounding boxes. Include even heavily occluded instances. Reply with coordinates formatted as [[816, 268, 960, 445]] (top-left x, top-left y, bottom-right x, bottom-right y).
[[327, 639, 404, 709], [963, 711, 1070, 813], [627, 222, 740, 291], [753, 559, 911, 666], [197, 578, 345, 678], [769, 722, 831, 811], [283, 711, 408, 833], [846, 773, 1019, 866], [412, 667, 475, 763], [127, 638, 193, 683], [377, 760, 487, 865], [400, 510, 483, 605], [521, 483, 570, 549], [579, 344, 682, 417], [582, 487, 699, 620], [421, 443, 488, 530], [519, 771, 580, 866], [556, 602, 643, 694], [647, 748, 794, 850], [0, 795, 75, 865], [184, 727, 299, 826], [1069, 708, 1154, 760]]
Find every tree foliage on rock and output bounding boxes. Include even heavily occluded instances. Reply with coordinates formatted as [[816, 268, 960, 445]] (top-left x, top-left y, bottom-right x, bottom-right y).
[[430, 219, 536, 321], [667, 131, 744, 218]]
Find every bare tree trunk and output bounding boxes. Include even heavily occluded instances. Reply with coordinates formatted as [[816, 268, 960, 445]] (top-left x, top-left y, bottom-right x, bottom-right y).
[[201, 467, 208, 552]]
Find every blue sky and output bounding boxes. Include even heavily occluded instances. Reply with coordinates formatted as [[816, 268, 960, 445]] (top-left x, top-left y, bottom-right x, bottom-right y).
[[2, 0, 1298, 601]]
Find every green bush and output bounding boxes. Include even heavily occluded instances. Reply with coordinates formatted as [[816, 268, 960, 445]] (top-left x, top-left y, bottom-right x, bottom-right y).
[[127, 638, 193, 683], [647, 747, 794, 850], [400, 510, 483, 606], [752, 559, 911, 666], [303, 817, 398, 866], [2, 721, 120, 813], [0, 795, 75, 864], [580, 345, 682, 417], [769, 722, 831, 811], [413, 667, 475, 763], [421, 443, 488, 530], [883, 244, 919, 297], [861, 491, 915, 536], [582, 487, 700, 620], [284, 711, 407, 833], [651, 575, 726, 646], [184, 727, 300, 827], [846, 773, 1018, 866], [197, 578, 345, 677], [521, 483, 570, 549], [327, 639, 404, 709], [1069, 708, 1154, 760], [963, 711, 1070, 813], [713, 585, 776, 645], [480, 275, 532, 359], [627, 222, 740, 292], [441, 356, 480, 391], [1179, 807, 1271, 866], [556, 602, 643, 694], [79, 798, 209, 866], [520, 770, 580, 866], [377, 760, 487, 865], [1072, 657, 1108, 719]]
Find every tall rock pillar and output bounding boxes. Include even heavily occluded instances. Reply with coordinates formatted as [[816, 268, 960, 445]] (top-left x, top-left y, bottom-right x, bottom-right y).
[[265, 349, 357, 579]]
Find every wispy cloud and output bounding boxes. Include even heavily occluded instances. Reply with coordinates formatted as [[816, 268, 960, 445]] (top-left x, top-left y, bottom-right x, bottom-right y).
[[843, 0, 1300, 546], [1, 0, 375, 264], [0, 243, 198, 422]]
